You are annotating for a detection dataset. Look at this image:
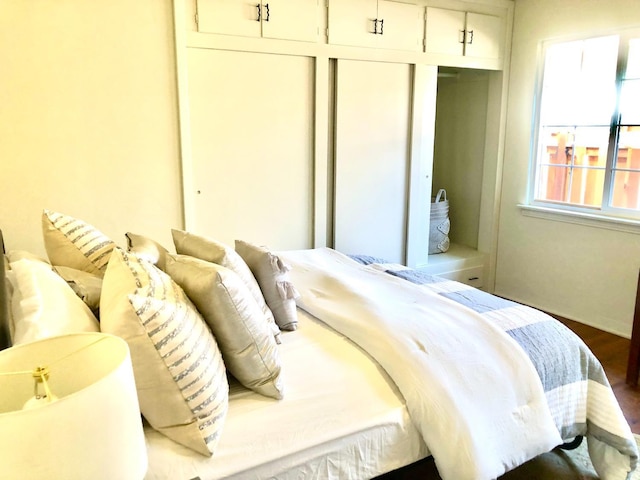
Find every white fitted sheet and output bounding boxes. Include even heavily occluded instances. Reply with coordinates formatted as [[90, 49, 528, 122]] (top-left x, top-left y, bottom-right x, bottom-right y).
[[144, 310, 427, 480]]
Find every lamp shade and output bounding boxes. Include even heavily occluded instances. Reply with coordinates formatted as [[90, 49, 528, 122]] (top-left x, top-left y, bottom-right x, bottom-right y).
[[0, 332, 147, 480]]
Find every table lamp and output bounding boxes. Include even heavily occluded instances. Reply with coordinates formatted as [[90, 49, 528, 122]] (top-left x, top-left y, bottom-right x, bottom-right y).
[[0, 332, 148, 480]]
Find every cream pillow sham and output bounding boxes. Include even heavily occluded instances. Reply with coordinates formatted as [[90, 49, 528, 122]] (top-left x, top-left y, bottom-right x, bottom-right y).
[[9, 258, 99, 345], [100, 248, 228, 456], [171, 229, 280, 341], [235, 240, 299, 331], [42, 209, 115, 277], [165, 254, 284, 399]]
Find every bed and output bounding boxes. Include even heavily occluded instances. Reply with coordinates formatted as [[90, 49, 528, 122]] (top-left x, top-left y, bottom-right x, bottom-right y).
[[1, 210, 638, 480]]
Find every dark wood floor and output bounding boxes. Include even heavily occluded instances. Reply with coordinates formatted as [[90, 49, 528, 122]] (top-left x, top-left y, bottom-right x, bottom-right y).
[[554, 315, 640, 434]]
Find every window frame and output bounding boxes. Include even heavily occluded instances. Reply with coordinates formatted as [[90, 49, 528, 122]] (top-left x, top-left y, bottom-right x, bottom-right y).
[[527, 28, 640, 222]]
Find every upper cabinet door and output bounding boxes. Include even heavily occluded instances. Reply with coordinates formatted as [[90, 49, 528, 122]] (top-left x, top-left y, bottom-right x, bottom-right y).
[[377, 0, 423, 52], [196, 0, 319, 43], [328, 0, 422, 51], [196, 0, 262, 37], [261, 0, 319, 42], [328, 0, 379, 49], [424, 7, 465, 56], [464, 12, 502, 60], [425, 7, 503, 61]]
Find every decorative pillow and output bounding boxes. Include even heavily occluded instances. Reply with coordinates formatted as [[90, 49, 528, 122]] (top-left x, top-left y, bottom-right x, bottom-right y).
[[171, 229, 281, 341], [100, 248, 228, 456], [53, 266, 102, 314], [165, 254, 284, 399], [42, 210, 115, 277], [235, 240, 299, 331], [8, 258, 99, 345], [125, 232, 169, 271]]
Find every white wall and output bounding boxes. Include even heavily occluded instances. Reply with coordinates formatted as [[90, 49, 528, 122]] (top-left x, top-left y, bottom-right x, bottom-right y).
[[0, 1, 182, 256], [496, 0, 640, 337]]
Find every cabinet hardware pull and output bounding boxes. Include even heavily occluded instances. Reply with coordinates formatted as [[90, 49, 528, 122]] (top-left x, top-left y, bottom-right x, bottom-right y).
[[372, 18, 378, 34], [458, 29, 466, 44], [467, 30, 474, 44], [264, 3, 270, 21], [378, 18, 384, 35], [468, 276, 479, 281], [256, 3, 261, 21]]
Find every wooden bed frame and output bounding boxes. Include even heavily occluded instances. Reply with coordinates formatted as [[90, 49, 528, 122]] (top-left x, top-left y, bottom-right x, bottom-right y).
[[626, 269, 640, 387], [0, 230, 12, 350]]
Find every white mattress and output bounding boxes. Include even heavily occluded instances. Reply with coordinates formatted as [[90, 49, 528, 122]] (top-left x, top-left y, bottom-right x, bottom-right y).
[[144, 310, 428, 480]]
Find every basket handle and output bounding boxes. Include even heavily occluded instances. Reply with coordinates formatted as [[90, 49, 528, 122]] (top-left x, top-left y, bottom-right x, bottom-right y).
[[435, 189, 447, 202]]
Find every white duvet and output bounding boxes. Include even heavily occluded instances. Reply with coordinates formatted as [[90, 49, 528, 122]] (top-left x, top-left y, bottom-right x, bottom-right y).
[[279, 248, 563, 480]]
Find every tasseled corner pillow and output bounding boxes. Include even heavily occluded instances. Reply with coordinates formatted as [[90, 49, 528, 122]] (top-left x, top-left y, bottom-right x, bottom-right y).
[[171, 229, 281, 341], [125, 232, 170, 271], [100, 248, 229, 456], [235, 240, 299, 331], [165, 254, 284, 399], [42, 209, 115, 277]]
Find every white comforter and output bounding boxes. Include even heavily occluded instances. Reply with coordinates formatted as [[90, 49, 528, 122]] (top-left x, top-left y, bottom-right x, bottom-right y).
[[279, 248, 563, 480]]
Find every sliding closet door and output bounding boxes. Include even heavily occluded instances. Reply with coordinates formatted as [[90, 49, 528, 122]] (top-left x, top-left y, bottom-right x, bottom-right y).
[[186, 48, 314, 249], [334, 59, 411, 264]]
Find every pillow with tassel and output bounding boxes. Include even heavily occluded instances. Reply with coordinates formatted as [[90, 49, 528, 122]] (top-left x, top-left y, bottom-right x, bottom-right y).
[[235, 240, 299, 331]]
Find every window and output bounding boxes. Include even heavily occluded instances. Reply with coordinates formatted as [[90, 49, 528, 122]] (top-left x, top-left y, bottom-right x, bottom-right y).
[[530, 31, 640, 217]]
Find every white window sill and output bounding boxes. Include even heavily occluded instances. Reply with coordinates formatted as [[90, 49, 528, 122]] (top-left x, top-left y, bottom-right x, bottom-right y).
[[518, 204, 640, 234]]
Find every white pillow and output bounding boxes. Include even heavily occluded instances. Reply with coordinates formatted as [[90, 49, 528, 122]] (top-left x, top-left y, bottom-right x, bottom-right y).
[[8, 258, 99, 345]]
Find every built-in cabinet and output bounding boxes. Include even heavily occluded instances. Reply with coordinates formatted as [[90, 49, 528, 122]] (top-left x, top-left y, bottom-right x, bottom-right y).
[[195, 0, 319, 42], [425, 7, 502, 59], [175, 0, 514, 291], [328, 0, 424, 51]]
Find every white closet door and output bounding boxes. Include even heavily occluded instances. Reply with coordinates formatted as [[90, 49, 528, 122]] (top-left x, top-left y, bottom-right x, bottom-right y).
[[334, 59, 411, 264], [186, 48, 314, 250]]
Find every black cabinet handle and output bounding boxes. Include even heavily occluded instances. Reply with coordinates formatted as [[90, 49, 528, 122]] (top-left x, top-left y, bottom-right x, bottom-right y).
[[467, 30, 474, 44], [378, 18, 384, 35], [256, 4, 261, 21], [265, 3, 270, 21]]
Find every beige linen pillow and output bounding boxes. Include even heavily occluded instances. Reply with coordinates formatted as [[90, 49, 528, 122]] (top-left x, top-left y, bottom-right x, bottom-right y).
[[125, 232, 169, 271], [53, 266, 102, 313], [235, 240, 299, 331], [171, 229, 280, 341], [42, 210, 115, 277], [165, 254, 284, 399], [100, 248, 228, 456]]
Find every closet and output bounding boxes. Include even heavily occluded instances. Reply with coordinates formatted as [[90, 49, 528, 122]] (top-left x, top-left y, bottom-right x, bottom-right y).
[[174, 0, 514, 291]]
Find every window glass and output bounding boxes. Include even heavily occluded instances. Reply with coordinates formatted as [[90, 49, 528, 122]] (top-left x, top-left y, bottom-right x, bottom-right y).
[[530, 33, 640, 215]]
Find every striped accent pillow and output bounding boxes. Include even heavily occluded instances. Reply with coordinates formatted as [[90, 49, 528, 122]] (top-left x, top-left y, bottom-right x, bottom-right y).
[[42, 210, 115, 276], [100, 248, 228, 456]]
